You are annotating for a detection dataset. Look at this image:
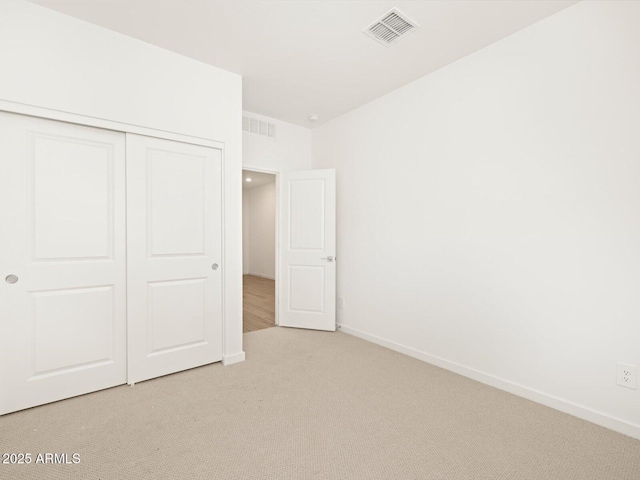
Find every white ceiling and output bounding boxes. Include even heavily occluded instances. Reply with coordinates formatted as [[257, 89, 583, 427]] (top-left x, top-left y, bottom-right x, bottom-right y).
[[243, 170, 275, 190], [30, 0, 579, 128]]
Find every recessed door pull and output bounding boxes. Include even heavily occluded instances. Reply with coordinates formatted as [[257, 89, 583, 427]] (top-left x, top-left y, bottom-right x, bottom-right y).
[[5, 274, 18, 284]]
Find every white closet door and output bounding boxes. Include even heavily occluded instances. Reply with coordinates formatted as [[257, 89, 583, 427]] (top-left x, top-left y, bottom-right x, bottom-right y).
[[0, 112, 127, 415], [126, 134, 223, 384]]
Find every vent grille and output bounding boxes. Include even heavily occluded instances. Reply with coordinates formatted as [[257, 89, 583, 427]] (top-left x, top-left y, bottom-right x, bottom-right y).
[[364, 8, 418, 46], [242, 115, 276, 139]]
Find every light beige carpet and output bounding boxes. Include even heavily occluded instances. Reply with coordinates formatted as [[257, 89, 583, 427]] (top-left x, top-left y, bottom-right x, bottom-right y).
[[1, 327, 639, 480]]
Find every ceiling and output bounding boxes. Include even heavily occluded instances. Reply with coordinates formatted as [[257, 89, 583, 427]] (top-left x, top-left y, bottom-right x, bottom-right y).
[[243, 170, 275, 190], [30, 0, 579, 128]]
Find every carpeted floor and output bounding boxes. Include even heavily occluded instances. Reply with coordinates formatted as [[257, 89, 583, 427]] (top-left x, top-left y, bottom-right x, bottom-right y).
[[1, 327, 639, 480]]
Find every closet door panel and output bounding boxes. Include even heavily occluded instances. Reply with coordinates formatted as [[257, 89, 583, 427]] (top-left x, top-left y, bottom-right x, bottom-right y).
[[0, 112, 127, 415], [126, 134, 222, 384]]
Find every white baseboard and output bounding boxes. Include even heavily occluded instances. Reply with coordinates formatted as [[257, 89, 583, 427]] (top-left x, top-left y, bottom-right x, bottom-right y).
[[245, 272, 275, 280], [222, 351, 245, 366], [338, 324, 640, 440]]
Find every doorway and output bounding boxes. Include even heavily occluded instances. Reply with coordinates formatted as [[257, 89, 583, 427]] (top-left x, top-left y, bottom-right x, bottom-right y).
[[242, 169, 277, 333]]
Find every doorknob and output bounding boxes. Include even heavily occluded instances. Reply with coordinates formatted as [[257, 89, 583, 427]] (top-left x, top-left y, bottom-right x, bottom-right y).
[[321, 256, 334, 262], [5, 274, 18, 284], [211, 263, 219, 270]]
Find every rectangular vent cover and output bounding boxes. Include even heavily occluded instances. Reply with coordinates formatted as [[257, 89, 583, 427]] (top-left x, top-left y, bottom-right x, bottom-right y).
[[242, 115, 276, 139], [364, 8, 419, 46]]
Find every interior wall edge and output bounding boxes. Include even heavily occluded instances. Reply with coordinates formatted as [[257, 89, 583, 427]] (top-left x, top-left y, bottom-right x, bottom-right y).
[[222, 351, 246, 366]]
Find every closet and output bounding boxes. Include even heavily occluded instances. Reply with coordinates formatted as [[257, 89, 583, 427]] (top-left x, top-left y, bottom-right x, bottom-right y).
[[0, 111, 223, 415]]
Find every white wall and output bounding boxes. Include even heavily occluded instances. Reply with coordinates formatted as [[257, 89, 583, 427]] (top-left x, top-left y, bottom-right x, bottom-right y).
[[0, 0, 240, 141], [0, 0, 244, 363], [243, 182, 277, 279], [313, 0, 640, 439], [243, 112, 312, 173]]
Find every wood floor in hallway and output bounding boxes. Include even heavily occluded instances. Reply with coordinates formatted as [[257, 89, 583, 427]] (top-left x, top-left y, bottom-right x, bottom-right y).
[[243, 274, 275, 333]]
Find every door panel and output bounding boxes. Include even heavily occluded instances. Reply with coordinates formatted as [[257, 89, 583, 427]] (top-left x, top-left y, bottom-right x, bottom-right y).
[[126, 134, 222, 384], [31, 286, 115, 375], [279, 169, 336, 331], [289, 266, 325, 312], [0, 112, 127, 415], [147, 278, 208, 354], [289, 179, 326, 250], [148, 151, 206, 256], [32, 136, 113, 260]]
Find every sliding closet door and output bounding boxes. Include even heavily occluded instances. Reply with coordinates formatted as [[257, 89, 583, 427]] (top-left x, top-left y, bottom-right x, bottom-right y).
[[126, 134, 223, 384], [0, 112, 127, 415]]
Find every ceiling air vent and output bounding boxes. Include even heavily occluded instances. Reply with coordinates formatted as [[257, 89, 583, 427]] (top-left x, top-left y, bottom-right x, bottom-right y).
[[242, 115, 276, 139], [363, 8, 419, 47]]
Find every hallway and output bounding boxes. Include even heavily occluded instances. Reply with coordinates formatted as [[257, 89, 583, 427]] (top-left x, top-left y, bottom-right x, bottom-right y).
[[243, 275, 275, 333]]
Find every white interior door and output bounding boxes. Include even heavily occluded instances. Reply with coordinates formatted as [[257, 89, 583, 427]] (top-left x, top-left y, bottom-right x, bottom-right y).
[[278, 169, 336, 331], [126, 134, 222, 384], [0, 112, 127, 415]]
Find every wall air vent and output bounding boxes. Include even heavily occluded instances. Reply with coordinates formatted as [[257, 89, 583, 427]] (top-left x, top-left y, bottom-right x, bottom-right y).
[[242, 115, 276, 139], [363, 8, 419, 46]]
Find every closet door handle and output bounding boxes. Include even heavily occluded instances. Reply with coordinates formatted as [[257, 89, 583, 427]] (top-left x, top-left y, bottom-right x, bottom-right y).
[[5, 274, 18, 284], [211, 263, 219, 271], [320, 256, 334, 262]]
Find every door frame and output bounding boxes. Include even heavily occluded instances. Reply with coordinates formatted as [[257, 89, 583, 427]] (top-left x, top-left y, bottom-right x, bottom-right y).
[[242, 166, 280, 327]]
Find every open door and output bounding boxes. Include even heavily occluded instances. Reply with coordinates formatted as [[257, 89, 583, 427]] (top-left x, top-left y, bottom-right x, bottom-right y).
[[278, 169, 336, 331]]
